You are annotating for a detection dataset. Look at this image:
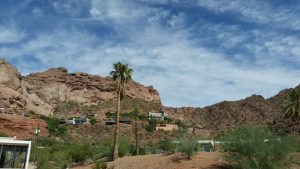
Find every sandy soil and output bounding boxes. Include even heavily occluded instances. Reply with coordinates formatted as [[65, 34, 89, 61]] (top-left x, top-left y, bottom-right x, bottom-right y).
[[73, 152, 300, 169], [73, 152, 229, 169]]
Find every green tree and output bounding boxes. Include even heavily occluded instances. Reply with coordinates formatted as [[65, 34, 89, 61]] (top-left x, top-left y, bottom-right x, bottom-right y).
[[129, 108, 140, 155], [178, 134, 199, 159], [221, 126, 297, 169], [283, 88, 300, 121], [110, 62, 133, 160]]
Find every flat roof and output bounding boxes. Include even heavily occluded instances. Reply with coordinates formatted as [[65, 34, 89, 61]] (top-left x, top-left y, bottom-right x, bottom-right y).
[[0, 137, 31, 146]]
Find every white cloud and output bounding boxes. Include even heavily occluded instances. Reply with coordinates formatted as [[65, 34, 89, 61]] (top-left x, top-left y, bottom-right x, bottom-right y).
[[0, 24, 26, 44], [89, 0, 148, 24], [197, 0, 300, 30], [0, 0, 299, 107], [32, 7, 44, 17]]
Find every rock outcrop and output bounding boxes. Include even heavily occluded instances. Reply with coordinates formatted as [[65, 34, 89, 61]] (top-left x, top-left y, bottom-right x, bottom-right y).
[[0, 114, 48, 139], [0, 59, 161, 116], [0, 59, 21, 90]]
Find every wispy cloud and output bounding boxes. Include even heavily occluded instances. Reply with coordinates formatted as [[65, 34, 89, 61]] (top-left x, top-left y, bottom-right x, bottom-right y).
[[0, 23, 27, 44], [197, 0, 300, 30], [0, 0, 299, 107]]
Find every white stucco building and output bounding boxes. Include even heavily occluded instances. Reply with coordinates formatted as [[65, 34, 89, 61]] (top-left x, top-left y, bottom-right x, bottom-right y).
[[0, 137, 31, 169]]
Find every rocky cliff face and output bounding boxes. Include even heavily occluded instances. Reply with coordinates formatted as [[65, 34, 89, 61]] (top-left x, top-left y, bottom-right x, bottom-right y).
[[0, 114, 48, 139], [0, 59, 161, 116]]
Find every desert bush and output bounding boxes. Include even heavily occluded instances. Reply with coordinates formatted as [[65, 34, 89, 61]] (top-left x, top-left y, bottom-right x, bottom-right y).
[[220, 125, 297, 169], [138, 147, 147, 155], [90, 118, 97, 125], [178, 134, 199, 159], [145, 119, 157, 132], [42, 116, 67, 136], [93, 162, 108, 169], [36, 148, 51, 169], [158, 139, 176, 153], [69, 144, 92, 166], [97, 136, 131, 159], [175, 119, 188, 129]]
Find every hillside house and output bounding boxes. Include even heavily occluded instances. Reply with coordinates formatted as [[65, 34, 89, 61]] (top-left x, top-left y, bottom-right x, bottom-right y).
[[155, 124, 178, 131], [148, 111, 168, 121], [67, 117, 90, 125], [105, 118, 132, 125]]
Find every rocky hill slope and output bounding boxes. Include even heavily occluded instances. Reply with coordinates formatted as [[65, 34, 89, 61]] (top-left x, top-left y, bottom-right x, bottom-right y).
[[0, 59, 161, 116], [163, 84, 300, 134], [0, 58, 299, 137]]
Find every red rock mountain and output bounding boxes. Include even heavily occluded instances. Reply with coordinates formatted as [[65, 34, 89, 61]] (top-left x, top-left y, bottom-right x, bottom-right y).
[[0, 59, 299, 136], [0, 59, 161, 116], [163, 84, 300, 134]]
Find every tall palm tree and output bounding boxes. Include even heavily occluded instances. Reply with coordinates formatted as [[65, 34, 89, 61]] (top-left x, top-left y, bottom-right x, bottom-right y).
[[110, 62, 133, 160], [283, 88, 300, 121]]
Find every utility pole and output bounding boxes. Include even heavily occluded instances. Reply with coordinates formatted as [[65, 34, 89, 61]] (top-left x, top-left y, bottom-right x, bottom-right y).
[[34, 127, 40, 167]]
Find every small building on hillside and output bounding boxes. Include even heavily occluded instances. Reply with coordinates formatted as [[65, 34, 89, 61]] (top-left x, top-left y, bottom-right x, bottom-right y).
[[67, 117, 90, 125], [155, 124, 178, 131], [148, 111, 168, 121], [105, 118, 132, 125]]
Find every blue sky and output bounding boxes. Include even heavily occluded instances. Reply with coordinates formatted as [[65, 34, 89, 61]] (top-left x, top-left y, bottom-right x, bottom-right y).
[[0, 0, 299, 107]]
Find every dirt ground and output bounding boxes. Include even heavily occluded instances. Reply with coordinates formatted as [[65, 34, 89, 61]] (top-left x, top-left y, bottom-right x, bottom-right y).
[[73, 152, 229, 169], [73, 152, 300, 169]]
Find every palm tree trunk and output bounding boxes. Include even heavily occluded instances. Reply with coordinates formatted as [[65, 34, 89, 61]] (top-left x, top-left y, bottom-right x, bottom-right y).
[[135, 117, 139, 155], [113, 90, 121, 160]]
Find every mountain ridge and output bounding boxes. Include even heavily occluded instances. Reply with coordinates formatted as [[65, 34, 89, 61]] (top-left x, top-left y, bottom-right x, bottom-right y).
[[0, 59, 299, 136]]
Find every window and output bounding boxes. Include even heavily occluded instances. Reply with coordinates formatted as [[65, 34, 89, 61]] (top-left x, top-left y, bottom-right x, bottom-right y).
[[0, 145, 28, 169]]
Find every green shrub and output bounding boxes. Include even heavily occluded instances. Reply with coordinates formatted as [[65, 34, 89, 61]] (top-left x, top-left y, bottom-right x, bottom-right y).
[[138, 147, 147, 155], [93, 162, 108, 169], [178, 134, 199, 159], [69, 144, 92, 166], [164, 117, 174, 123], [42, 117, 67, 136], [145, 119, 157, 132], [90, 118, 97, 125], [105, 112, 114, 118], [97, 137, 131, 159], [220, 126, 297, 169], [175, 120, 187, 129], [158, 139, 176, 153], [118, 137, 131, 157], [36, 149, 51, 169]]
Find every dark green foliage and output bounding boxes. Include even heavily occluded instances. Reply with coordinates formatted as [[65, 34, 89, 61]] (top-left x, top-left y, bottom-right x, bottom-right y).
[[175, 119, 187, 129], [97, 137, 131, 159], [283, 88, 300, 121], [220, 126, 298, 169], [93, 162, 107, 169], [138, 147, 147, 155], [105, 111, 114, 118], [36, 148, 52, 169], [32, 138, 96, 168], [90, 118, 97, 125], [158, 139, 176, 153], [69, 144, 92, 165], [177, 134, 199, 159], [145, 119, 157, 132], [42, 117, 67, 136]]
